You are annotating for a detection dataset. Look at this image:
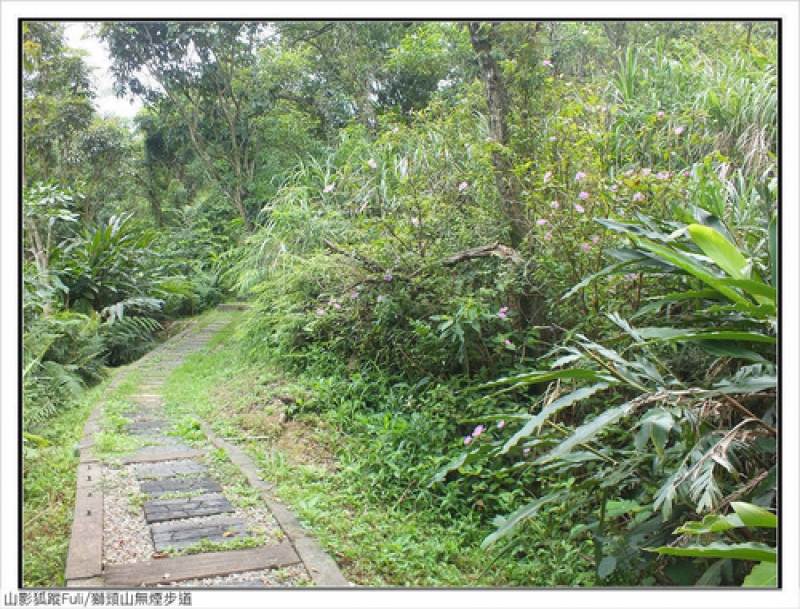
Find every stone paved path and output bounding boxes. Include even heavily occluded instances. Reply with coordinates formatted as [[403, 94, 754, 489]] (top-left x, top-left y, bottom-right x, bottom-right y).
[[65, 310, 349, 588]]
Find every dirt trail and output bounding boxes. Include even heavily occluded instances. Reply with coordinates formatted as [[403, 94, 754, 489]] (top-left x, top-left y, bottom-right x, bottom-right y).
[[64, 310, 349, 588]]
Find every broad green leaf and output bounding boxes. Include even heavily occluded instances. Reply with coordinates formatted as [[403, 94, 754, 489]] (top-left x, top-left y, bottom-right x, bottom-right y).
[[646, 542, 776, 563], [636, 327, 776, 344], [716, 278, 776, 304], [693, 340, 772, 365], [634, 237, 754, 310], [674, 513, 744, 535], [696, 559, 725, 586], [731, 502, 777, 529], [605, 499, 641, 519], [768, 216, 777, 289], [742, 561, 777, 587], [687, 224, 752, 280], [597, 556, 617, 580]]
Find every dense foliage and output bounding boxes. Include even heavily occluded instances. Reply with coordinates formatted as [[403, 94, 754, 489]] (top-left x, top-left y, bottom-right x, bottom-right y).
[[22, 20, 778, 587]]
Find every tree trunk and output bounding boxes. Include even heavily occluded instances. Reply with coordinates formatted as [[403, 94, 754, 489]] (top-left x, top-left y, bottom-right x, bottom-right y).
[[467, 22, 529, 249], [468, 22, 548, 334]]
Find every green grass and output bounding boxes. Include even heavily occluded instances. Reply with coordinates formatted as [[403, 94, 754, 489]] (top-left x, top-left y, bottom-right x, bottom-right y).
[[22, 381, 109, 587], [158, 310, 595, 587]]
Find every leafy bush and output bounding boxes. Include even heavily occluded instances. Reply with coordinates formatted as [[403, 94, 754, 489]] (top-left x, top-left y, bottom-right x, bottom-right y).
[[435, 181, 777, 584]]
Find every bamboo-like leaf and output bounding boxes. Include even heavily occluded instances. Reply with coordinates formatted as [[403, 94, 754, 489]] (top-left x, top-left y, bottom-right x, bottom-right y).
[[646, 542, 776, 563], [742, 561, 777, 587], [535, 396, 643, 465], [479, 368, 616, 391], [481, 490, 569, 550], [712, 375, 777, 394], [498, 383, 610, 455]]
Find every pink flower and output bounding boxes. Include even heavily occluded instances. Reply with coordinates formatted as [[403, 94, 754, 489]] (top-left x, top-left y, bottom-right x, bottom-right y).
[[610, 184, 618, 192], [334, 302, 342, 310], [368, 158, 377, 168], [591, 236, 600, 244], [549, 135, 557, 141], [581, 243, 591, 252], [316, 309, 325, 315], [384, 274, 393, 282], [575, 203, 585, 213], [625, 169, 635, 177], [550, 200, 560, 209], [579, 192, 589, 200], [656, 172, 668, 180], [377, 295, 385, 302], [523, 447, 531, 454], [575, 171, 587, 181], [504, 340, 512, 347], [674, 126, 685, 135], [542, 59, 552, 67], [351, 291, 359, 299], [633, 192, 645, 201], [322, 183, 335, 193], [656, 111, 665, 119], [626, 273, 640, 280], [497, 312, 507, 319], [458, 181, 468, 191], [536, 218, 550, 226], [411, 217, 420, 227], [642, 168, 652, 175], [486, 136, 493, 143], [684, 171, 691, 178], [543, 171, 552, 183], [472, 425, 485, 438], [497, 420, 506, 429], [464, 436, 472, 445]]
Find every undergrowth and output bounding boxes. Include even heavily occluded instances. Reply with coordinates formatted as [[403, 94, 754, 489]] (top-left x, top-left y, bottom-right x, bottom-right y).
[[22, 382, 108, 587], [162, 310, 596, 586]]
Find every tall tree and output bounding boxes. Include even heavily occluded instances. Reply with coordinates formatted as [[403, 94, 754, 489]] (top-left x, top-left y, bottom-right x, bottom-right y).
[[22, 22, 95, 186], [100, 22, 271, 230]]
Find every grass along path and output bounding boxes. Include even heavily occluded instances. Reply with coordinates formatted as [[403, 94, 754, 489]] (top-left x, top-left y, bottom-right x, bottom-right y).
[[161, 310, 593, 586]]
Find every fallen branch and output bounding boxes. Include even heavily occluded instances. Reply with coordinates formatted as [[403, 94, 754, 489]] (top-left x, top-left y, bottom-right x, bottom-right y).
[[324, 239, 523, 283], [442, 242, 524, 265]]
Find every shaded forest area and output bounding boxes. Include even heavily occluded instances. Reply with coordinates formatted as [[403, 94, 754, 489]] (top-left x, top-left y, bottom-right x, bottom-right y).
[[22, 20, 778, 587]]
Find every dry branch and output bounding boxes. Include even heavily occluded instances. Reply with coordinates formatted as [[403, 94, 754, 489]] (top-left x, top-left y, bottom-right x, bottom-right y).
[[442, 242, 524, 265]]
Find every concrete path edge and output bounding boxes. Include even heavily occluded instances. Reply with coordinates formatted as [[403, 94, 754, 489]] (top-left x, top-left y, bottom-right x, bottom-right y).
[[199, 421, 350, 587]]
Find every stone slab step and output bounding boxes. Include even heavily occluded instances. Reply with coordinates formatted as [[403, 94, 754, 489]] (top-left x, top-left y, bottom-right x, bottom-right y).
[[122, 447, 209, 464], [151, 516, 249, 551], [127, 421, 170, 434], [136, 460, 209, 480], [136, 435, 184, 446], [143, 493, 233, 523], [140, 477, 223, 498], [103, 542, 300, 586]]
